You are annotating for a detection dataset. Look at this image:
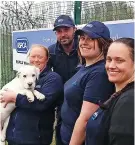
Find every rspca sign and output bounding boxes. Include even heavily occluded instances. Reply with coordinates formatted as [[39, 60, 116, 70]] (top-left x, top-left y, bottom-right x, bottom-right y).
[[12, 19, 134, 71], [16, 37, 29, 53]]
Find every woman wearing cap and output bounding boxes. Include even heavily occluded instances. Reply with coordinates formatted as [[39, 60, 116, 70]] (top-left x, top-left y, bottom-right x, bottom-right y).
[[60, 21, 115, 145]]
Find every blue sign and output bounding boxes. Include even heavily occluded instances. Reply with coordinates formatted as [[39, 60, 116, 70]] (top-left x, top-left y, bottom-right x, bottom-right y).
[[12, 20, 134, 54], [15, 37, 29, 53], [13, 29, 57, 54], [12, 20, 134, 70], [105, 21, 134, 40]]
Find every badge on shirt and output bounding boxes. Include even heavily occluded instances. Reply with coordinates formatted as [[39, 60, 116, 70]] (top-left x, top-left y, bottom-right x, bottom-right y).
[[35, 85, 41, 89]]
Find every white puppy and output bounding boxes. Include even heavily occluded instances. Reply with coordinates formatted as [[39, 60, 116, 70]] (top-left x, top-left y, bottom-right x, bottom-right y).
[[0, 65, 45, 145]]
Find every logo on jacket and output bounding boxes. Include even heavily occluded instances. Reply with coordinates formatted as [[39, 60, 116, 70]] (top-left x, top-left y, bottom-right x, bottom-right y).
[[92, 112, 99, 120], [72, 81, 77, 86], [35, 85, 41, 89]]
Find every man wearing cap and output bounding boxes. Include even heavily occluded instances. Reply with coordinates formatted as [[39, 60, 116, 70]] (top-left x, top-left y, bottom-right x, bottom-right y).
[[48, 15, 80, 145], [48, 14, 79, 84]]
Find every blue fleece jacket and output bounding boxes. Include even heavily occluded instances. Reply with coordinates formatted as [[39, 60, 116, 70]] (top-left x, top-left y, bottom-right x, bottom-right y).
[[48, 37, 79, 84], [6, 67, 64, 145]]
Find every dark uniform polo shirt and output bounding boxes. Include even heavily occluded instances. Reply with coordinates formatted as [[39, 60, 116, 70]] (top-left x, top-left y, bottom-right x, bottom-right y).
[[60, 60, 115, 144], [48, 37, 79, 84]]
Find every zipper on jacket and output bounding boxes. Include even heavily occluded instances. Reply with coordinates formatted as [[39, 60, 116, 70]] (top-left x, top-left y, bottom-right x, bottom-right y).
[[12, 112, 18, 136]]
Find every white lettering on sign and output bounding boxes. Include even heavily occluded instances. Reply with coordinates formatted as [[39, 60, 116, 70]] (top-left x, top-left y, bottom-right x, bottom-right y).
[[17, 42, 27, 48]]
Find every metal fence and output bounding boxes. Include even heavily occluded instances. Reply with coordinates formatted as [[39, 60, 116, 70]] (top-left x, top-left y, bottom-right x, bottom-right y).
[[0, 1, 134, 88]]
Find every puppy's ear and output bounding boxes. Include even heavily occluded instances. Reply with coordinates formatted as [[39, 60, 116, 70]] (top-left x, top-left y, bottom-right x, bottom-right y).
[[16, 67, 23, 78], [16, 71, 21, 78], [35, 67, 40, 80]]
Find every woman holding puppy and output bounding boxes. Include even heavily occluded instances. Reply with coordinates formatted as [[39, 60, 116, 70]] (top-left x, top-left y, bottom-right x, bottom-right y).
[[1, 44, 64, 145]]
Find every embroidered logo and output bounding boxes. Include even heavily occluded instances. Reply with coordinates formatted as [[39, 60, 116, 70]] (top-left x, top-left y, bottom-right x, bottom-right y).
[[58, 19, 64, 23], [86, 24, 93, 28], [72, 81, 77, 86], [92, 111, 98, 120], [35, 85, 41, 89]]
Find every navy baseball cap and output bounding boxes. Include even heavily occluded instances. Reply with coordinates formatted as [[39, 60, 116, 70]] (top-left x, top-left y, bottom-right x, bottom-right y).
[[53, 15, 75, 31], [76, 21, 110, 39]]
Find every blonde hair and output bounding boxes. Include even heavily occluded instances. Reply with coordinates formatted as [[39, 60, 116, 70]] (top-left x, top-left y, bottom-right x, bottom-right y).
[[28, 44, 50, 59]]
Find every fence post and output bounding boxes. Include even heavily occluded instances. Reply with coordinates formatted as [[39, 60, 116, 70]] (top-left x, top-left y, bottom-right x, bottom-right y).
[[74, 1, 82, 25]]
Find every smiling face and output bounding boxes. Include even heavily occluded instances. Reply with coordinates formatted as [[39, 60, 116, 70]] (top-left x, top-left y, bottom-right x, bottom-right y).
[[79, 33, 102, 62], [106, 42, 134, 87], [29, 45, 49, 72], [55, 26, 75, 46]]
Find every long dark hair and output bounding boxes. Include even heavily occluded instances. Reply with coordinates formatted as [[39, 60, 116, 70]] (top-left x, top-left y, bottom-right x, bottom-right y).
[[97, 38, 113, 58]]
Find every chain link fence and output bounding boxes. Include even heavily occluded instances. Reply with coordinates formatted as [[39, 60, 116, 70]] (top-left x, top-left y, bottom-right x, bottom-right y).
[[0, 1, 134, 88]]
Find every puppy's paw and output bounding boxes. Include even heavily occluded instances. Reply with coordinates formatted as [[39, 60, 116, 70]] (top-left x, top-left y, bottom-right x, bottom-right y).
[[0, 141, 5, 145], [37, 94, 45, 101], [33, 90, 45, 101], [1, 134, 6, 142], [27, 96, 34, 102]]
